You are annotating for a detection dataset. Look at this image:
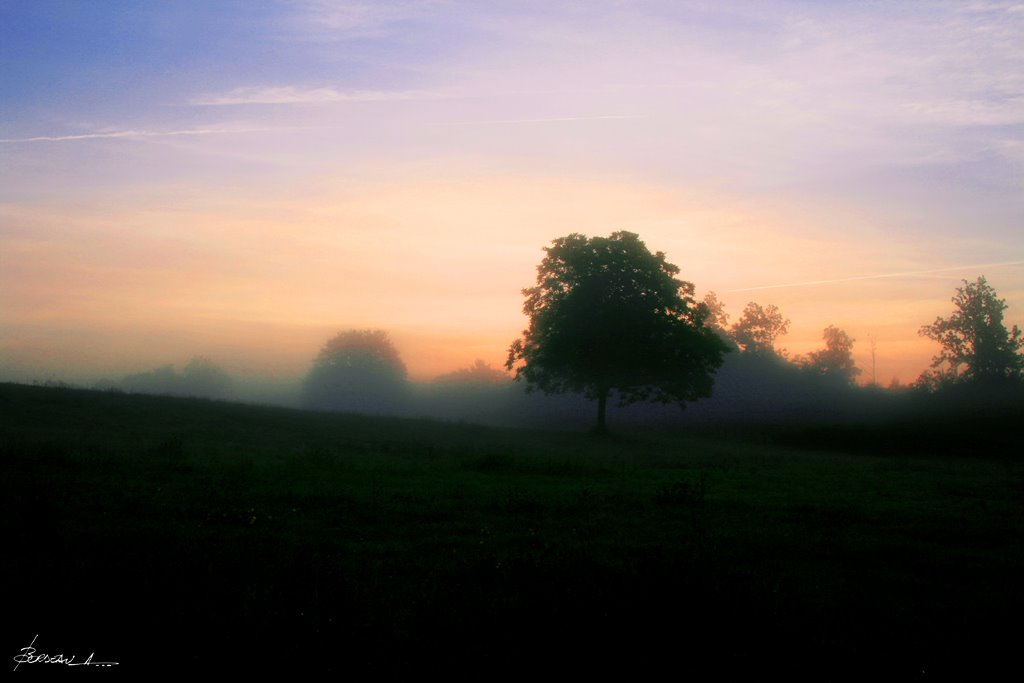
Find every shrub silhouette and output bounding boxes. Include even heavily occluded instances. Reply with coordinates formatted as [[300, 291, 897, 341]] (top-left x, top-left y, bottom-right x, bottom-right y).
[[303, 329, 409, 414], [432, 360, 510, 388], [120, 357, 232, 399]]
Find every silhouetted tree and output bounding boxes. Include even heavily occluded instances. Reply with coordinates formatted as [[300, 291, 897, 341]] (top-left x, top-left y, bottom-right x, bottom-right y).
[[730, 302, 790, 355], [800, 325, 861, 385], [918, 276, 1023, 386], [506, 231, 729, 432], [303, 329, 409, 413]]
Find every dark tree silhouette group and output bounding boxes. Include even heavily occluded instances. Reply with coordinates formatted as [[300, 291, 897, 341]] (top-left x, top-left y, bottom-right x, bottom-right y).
[[291, 236, 1021, 430], [90, 231, 1022, 430]]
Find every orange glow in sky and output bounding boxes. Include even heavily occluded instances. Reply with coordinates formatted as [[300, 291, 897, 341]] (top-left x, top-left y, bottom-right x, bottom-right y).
[[2, 2, 1022, 388]]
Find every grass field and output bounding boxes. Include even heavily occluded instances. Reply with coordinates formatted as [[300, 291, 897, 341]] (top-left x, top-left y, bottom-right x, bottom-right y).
[[2, 382, 1022, 677]]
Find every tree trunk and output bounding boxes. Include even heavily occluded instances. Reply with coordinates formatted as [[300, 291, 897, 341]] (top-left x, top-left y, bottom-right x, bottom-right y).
[[595, 389, 608, 434]]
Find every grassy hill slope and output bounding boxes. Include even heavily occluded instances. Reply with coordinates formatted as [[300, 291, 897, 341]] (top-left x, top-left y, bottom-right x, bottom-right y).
[[2, 383, 1022, 677]]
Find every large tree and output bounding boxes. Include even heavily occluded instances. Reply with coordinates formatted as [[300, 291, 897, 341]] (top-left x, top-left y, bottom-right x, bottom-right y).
[[918, 276, 1023, 385], [506, 231, 729, 431]]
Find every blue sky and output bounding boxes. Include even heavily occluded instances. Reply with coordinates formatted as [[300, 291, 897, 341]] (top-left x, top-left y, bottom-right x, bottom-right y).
[[2, 1, 1022, 383]]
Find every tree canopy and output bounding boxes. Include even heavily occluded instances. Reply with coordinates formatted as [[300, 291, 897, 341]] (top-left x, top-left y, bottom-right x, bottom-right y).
[[303, 329, 409, 412], [506, 231, 729, 431], [918, 276, 1023, 386]]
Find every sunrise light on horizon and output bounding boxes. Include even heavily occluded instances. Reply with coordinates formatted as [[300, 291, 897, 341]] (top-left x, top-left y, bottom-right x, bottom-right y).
[[2, 1, 1022, 388]]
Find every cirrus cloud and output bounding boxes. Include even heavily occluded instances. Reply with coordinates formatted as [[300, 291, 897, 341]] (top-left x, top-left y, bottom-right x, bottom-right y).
[[190, 85, 448, 106]]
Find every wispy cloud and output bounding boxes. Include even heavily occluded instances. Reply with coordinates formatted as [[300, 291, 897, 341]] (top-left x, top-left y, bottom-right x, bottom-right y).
[[190, 85, 446, 106], [890, 98, 1024, 128], [727, 261, 1024, 293], [0, 126, 273, 144], [291, 0, 443, 39]]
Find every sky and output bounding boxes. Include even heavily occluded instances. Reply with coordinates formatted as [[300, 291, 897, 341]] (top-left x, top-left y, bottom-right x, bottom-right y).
[[2, 0, 1023, 386]]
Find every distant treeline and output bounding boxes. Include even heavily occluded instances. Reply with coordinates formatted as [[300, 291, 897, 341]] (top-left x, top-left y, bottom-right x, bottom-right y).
[[76, 275, 1022, 431], [96, 356, 234, 400], [82, 344, 1021, 432]]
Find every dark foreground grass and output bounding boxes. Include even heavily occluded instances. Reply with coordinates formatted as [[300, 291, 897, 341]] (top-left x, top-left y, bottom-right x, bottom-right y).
[[2, 383, 1023, 678]]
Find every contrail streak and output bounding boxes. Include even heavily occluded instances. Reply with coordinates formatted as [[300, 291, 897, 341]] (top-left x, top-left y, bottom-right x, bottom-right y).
[[0, 127, 270, 143], [448, 114, 648, 125], [3, 115, 644, 143], [726, 260, 1024, 292]]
